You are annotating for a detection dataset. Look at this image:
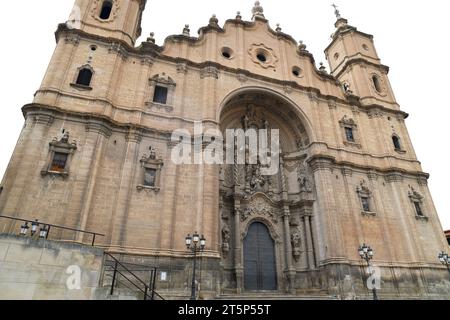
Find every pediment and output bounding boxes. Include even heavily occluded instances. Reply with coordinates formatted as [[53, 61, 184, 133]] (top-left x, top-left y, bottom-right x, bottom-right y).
[[159, 15, 329, 83]]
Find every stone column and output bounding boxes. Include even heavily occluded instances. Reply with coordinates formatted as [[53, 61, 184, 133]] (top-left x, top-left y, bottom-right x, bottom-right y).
[[279, 158, 296, 294], [233, 156, 244, 293], [234, 190, 243, 294], [303, 213, 316, 270]]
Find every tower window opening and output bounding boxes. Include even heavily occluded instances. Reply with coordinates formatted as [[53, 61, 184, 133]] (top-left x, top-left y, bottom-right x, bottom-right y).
[[392, 135, 401, 150], [372, 75, 382, 92], [51, 152, 68, 172], [345, 127, 355, 142], [144, 168, 157, 187], [99, 1, 113, 20], [414, 202, 424, 217], [76, 68, 93, 87], [153, 86, 168, 104], [361, 196, 371, 212]]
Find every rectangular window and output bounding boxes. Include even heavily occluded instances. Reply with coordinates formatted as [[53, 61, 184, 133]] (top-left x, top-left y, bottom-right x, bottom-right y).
[[414, 202, 424, 217], [51, 152, 68, 172], [144, 168, 157, 187], [345, 127, 355, 142], [153, 86, 168, 104], [361, 197, 371, 212]]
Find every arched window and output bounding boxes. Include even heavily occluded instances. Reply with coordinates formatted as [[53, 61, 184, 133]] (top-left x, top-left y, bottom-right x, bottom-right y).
[[392, 135, 401, 150], [99, 0, 113, 20], [76, 68, 93, 87], [372, 75, 382, 92]]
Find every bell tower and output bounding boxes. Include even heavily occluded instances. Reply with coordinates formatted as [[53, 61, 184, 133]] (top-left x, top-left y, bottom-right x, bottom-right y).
[[324, 5, 398, 109], [70, 0, 146, 46]]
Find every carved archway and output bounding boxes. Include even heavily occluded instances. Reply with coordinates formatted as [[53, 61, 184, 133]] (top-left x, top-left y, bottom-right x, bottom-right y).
[[218, 88, 316, 294]]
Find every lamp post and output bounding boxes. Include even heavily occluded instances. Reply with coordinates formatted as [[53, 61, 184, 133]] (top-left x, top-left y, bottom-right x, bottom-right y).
[[31, 220, 39, 236], [185, 232, 206, 300], [39, 225, 49, 239], [438, 251, 450, 276], [20, 222, 29, 236], [358, 243, 378, 300]]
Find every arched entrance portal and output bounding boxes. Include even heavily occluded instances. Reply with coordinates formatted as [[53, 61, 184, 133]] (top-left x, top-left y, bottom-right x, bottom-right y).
[[244, 222, 277, 291], [218, 87, 316, 294]]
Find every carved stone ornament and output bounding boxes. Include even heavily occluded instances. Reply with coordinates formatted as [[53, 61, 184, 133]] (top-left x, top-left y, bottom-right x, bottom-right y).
[[356, 180, 371, 196], [339, 115, 357, 127], [408, 186, 423, 201], [297, 163, 313, 193], [240, 196, 278, 223], [248, 43, 279, 69], [222, 224, 231, 257], [241, 104, 270, 130]]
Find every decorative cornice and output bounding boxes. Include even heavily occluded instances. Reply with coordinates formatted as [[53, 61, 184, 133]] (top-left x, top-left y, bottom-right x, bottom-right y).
[[22, 103, 173, 140], [306, 154, 429, 180], [335, 58, 390, 79]]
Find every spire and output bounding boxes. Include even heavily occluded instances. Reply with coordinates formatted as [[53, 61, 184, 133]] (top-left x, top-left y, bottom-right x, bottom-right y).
[[252, 1, 265, 20]]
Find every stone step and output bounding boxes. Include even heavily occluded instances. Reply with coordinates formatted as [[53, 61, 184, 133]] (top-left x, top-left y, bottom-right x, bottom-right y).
[[216, 293, 337, 300]]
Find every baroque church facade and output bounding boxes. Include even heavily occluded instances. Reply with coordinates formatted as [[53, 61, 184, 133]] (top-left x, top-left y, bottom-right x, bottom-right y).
[[0, 0, 449, 299]]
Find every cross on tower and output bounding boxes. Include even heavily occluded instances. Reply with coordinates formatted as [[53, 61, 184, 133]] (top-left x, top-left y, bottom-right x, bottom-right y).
[[332, 3, 341, 19]]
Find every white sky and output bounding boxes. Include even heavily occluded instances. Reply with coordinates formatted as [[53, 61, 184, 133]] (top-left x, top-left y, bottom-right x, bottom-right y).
[[0, 0, 449, 230]]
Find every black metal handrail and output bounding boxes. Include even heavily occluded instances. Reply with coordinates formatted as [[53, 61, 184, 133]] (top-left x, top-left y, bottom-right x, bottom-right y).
[[0, 214, 105, 246], [104, 253, 164, 300]]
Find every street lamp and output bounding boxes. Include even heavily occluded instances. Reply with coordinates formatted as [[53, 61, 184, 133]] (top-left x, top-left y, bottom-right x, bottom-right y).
[[185, 232, 206, 300], [20, 222, 29, 236], [438, 251, 450, 276], [358, 243, 378, 300], [31, 220, 40, 236], [39, 225, 49, 239]]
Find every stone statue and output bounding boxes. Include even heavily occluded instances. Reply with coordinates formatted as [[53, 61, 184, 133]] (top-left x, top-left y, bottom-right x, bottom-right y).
[[61, 132, 70, 143], [291, 231, 302, 261], [299, 175, 312, 192], [222, 225, 231, 256]]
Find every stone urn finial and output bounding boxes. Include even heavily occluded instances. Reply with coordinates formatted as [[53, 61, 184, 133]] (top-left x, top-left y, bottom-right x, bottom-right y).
[[182, 24, 190, 36], [209, 14, 219, 27], [252, 1, 265, 19], [147, 32, 155, 43]]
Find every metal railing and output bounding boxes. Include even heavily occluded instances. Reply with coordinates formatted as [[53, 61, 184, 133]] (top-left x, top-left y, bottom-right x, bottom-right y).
[[104, 253, 164, 300], [0, 214, 105, 246]]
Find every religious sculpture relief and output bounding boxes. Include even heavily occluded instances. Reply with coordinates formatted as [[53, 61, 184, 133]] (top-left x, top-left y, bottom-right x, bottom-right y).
[[297, 162, 313, 193], [222, 224, 231, 257], [291, 229, 302, 261], [240, 196, 278, 223]]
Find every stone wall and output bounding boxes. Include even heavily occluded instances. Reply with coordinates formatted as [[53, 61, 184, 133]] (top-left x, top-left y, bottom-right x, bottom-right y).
[[0, 234, 104, 300]]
